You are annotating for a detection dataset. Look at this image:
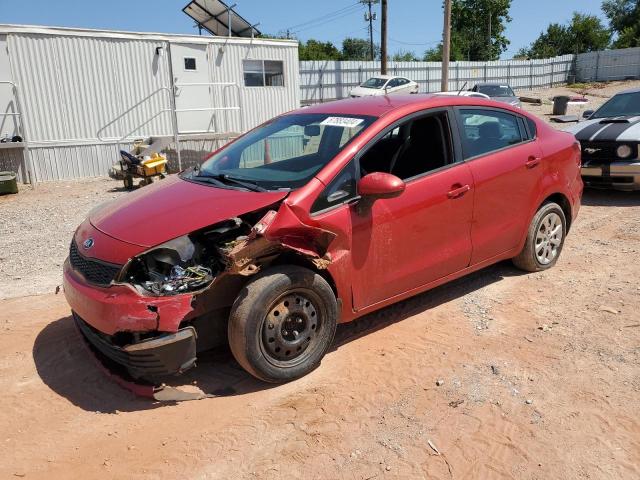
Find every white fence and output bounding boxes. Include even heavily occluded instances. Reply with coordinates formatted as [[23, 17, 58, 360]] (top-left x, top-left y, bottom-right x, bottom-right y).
[[300, 55, 575, 104], [576, 47, 640, 82]]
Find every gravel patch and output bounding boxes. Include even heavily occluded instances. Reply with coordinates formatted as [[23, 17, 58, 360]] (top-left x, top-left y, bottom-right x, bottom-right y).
[[0, 178, 127, 299]]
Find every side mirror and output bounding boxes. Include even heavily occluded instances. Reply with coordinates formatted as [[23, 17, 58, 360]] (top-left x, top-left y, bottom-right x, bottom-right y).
[[582, 110, 594, 119], [358, 172, 405, 200]]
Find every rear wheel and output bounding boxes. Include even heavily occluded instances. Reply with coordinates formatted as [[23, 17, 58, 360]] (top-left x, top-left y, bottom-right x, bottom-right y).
[[228, 265, 337, 383], [513, 202, 566, 272]]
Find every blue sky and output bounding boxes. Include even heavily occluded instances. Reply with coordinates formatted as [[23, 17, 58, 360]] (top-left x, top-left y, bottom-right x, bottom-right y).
[[1, 0, 608, 58]]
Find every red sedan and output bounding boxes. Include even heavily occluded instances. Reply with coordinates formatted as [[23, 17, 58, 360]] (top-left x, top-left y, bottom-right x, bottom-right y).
[[64, 95, 582, 387]]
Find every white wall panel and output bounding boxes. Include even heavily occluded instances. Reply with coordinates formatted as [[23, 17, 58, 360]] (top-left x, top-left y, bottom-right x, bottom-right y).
[[577, 47, 640, 82], [1, 26, 298, 182]]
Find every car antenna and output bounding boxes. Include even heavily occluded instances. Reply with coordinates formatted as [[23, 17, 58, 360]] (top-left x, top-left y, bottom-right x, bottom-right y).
[[457, 81, 468, 96]]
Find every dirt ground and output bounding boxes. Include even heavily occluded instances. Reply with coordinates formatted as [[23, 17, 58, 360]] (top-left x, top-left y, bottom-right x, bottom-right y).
[[517, 80, 640, 129], [1, 84, 640, 479]]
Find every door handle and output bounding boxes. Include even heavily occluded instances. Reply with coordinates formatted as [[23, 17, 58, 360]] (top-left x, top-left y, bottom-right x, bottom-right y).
[[447, 184, 470, 199], [526, 156, 541, 169]]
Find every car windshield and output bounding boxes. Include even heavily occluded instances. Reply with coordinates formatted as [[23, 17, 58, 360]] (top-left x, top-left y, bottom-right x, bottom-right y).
[[360, 77, 388, 89], [591, 92, 640, 119], [476, 85, 515, 97], [190, 113, 376, 191]]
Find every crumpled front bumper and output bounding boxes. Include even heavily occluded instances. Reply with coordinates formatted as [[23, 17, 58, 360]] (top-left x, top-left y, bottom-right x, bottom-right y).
[[64, 259, 198, 380], [73, 312, 197, 380], [581, 161, 640, 190]]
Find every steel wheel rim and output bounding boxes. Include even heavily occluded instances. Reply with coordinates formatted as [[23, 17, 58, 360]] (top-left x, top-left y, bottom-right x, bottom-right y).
[[261, 289, 322, 366], [535, 212, 563, 265]]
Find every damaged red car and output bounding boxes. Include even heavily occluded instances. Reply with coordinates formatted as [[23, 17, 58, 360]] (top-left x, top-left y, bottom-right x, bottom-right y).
[[64, 95, 582, 386]]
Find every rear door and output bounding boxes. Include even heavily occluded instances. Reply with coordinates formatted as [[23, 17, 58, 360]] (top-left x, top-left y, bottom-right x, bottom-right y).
[[455, 107, 543, 264]]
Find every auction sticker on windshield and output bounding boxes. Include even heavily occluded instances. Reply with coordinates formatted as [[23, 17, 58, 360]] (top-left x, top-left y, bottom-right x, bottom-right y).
[[320, 117, 365, 128]]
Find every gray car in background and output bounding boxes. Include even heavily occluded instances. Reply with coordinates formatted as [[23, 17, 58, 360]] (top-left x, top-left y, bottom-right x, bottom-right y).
[[471, 83, 522, 108]]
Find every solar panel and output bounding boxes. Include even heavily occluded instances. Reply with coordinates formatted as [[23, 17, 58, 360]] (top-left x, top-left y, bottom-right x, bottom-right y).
[[183, 0, 261, 38]]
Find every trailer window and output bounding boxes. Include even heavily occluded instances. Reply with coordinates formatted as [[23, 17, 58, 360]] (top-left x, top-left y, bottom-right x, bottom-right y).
[[243, 60, 284, 87], [184, 57, 197, 71]]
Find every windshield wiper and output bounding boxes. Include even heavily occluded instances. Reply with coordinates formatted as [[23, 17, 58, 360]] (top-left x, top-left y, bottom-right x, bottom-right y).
[[193, 172, 266, 192]]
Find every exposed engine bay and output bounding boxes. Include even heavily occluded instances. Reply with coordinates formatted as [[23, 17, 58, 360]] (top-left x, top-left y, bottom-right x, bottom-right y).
[[122, 216, 255, 295], [116, 204, 327, 297]]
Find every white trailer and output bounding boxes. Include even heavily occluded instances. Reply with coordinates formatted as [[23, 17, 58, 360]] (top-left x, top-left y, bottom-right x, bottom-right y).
[[0, 24, 300, 183]]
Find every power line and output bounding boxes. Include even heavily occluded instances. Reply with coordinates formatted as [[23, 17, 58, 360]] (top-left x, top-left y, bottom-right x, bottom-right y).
[[286, 3, 363, 33], [372, 26, 439, 46], [291, 8, 363, 35], [287, 3, 360, 30]]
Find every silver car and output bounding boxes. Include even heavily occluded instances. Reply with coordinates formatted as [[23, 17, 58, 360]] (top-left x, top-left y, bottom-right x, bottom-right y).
[[470, 83, 522, 108], [565, 87, 640, 190]]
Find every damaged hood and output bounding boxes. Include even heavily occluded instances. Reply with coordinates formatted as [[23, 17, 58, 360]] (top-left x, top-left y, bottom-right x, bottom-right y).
[[90, 175, 288, 247]]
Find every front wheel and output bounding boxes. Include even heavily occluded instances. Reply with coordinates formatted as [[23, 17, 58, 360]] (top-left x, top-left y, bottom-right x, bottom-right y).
[[228, 265, 338, 383], [512, 202, 567, 272]]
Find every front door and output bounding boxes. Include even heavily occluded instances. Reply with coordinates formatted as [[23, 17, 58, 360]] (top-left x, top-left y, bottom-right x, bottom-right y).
[[351, 163, 474, 309], [349, 110, 475, 310]]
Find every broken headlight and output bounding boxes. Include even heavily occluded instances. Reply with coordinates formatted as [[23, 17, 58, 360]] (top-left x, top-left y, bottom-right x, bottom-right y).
[[123, 235, 217, 296]]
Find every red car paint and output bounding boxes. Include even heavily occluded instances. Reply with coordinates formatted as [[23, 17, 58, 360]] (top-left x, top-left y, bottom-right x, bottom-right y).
[[64, 94, 582, 385], [91, 174, 289, 247], [63, 265, 193, 335]]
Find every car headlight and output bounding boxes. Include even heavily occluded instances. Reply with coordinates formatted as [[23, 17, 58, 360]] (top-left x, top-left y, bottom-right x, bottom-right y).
[[616, 144, 633, 159], [122, 235, 215, 295]]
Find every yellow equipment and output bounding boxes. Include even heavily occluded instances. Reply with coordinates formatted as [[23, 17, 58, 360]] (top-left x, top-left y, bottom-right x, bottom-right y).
[[117, 141, 169, 189]]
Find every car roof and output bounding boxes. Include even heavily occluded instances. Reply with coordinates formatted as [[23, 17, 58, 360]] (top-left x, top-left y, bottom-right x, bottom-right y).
[[368, 74, 395, 80], [291, 94, 521, 118]]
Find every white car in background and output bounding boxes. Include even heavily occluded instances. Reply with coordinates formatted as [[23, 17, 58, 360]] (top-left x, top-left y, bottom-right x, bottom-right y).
[[350, 75, 419, 97]]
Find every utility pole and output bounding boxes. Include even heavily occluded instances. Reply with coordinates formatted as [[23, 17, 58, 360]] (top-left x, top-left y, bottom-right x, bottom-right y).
[[381, 0, 387, 73], [441, 0, 452, 91], [487, 10, 492, 60], [362, 0, 378, 61]]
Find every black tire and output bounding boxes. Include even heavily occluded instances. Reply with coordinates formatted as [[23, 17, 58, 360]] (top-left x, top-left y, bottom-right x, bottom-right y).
[[512, 202, 567, 272], [123, 175, 134, 190], [228, 265, 338, 383]]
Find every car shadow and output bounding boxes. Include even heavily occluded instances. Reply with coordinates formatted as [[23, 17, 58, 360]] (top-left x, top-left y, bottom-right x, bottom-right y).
[[582, 188, 640, 207], [332, 260, 522, 348], [32, 316, 270, 413], [33, 261, 524, 412]]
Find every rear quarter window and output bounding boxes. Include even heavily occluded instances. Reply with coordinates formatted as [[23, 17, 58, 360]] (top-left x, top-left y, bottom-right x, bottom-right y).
[[526, 117, 537, 139]]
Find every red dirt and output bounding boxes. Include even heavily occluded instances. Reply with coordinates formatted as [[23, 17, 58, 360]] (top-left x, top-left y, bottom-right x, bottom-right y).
[[1, 188, 639, 479]]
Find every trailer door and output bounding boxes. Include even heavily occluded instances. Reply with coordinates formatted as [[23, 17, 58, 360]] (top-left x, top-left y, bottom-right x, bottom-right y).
[[170, 43, 212, 134]]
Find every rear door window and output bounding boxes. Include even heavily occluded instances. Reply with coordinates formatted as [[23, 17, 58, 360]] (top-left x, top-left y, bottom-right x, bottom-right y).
[[387, 79, 399, 88], [457, 109, 524, 159]]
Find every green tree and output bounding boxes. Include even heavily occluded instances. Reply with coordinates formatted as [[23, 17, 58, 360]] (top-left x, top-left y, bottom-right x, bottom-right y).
[[513, 47, 531, 59], [423, 0, 512, 61], [342, 37, 379, 60], [602, 0, 640, 48], [299, 40, 342, 61], [518, 12, 610, 59], [391, 50, 419, 61]]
